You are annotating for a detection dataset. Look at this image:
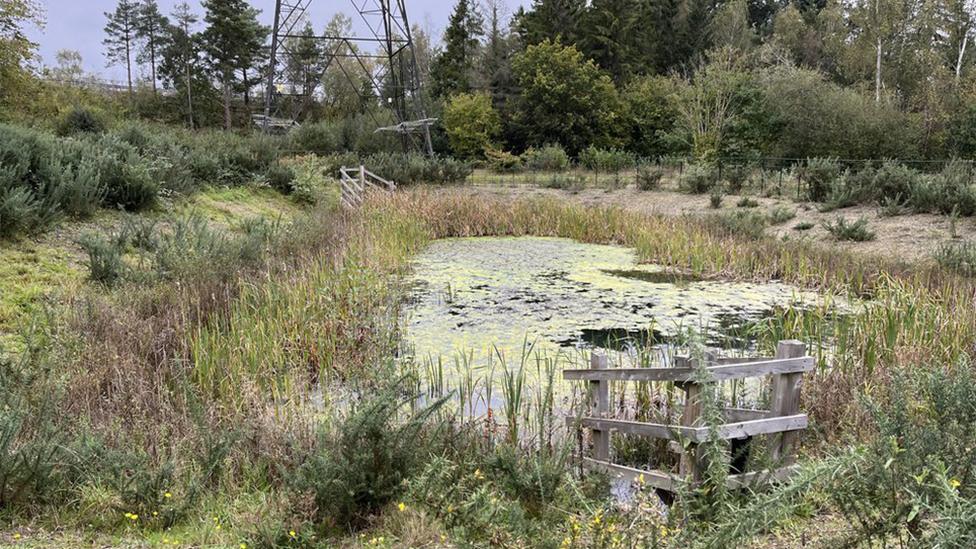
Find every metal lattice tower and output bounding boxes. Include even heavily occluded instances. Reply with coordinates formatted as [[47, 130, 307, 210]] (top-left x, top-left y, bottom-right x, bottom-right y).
[[261, 0, 434, 155]]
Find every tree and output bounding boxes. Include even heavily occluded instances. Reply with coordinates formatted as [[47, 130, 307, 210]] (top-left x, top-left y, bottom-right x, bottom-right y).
[[430, 0, 483, 98], [159, 2, 202, 127], [622, 75, 679, 157], [936, 0, 976, 79], [103, 0, 139, 95], [319, 14, 372, 118], [514, 0, 585, 46], [284, 20, 322, 114], [0, 0, 43, 110], [579, 0, 638, 82], [709, 0, 757, 52], [200, 0, 267, 129], [511, 40, 624, 154], [479, 0, 515, 101], [134, 0, 169, 94], [443, 92, 501, 157], [48, 49, 84, 83]]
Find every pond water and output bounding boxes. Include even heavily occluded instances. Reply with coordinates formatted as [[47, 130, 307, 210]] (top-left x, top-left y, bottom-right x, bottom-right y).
[[403, 236, 826, 366]]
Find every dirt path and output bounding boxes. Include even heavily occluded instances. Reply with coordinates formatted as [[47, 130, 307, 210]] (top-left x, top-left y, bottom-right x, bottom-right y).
[[463, 183, 967, 264]]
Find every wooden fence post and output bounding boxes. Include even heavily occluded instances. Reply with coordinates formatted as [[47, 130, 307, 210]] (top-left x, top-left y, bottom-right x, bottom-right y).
[[677, 356, 704, 481], [588, 352, 610, 461], [770, 340, 806, 465]]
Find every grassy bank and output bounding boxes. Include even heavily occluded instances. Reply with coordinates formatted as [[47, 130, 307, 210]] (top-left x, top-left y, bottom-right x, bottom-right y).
[[2, 187, 976, 547]]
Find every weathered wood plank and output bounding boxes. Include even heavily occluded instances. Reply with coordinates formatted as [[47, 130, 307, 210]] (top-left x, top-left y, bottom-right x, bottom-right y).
[[588, 353, 610, 461], [562, 357, 813, 383], [714, 414, 807, 441], [679, 356, 704, 480], [723, 407, 771, 422], [573, 417, 697, 441], [582, 458, 680, 492], [770, 341, 807, 465]]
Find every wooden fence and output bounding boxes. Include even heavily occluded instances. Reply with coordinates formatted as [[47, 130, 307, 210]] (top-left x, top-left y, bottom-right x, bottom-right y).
[[563, 340, 811, 492], [339, 165, 395, 208]]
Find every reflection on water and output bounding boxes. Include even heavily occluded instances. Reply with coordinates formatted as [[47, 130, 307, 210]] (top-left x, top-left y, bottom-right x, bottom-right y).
[[403, 236, 827, 365]]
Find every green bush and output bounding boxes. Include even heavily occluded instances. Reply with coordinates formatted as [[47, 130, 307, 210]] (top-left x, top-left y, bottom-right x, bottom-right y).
[[294, 378, 447, 530], [578, 146, 634, 172], [723, 165, 750, 193], [705, 210, 768, 239], [57, 107, 108, 136], [94, 137, 158, 211], [736, 197, 759, 208], [78, 233, 126, 285], [266, 164, 297, 194], [485, 148, 524, 173], [680, 163, 718, 194], [710, 191, 723, 209], [523, 144, 570, 172], [823, 216, 876, 241], [802, 158, 843, 202], [290, 121, 343, 156], [929, 160, 976, 216], [767, 206, 796, 224], [636, 163, 665, 191], [934, 241, 976, 276], [443, 92, 501, 159]]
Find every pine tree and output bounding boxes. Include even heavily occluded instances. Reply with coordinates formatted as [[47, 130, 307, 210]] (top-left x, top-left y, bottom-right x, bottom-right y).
[[514, 0, 585, 47], [103, 0, 139, 95], [159, 2, 200, 127], [284, 21, 321, 102], [134, 0, 168, 94], [430, 0, 484, 98], [200, 0, 267, 129], [579, 0, 638, 82], [480, 0, 515, 102]]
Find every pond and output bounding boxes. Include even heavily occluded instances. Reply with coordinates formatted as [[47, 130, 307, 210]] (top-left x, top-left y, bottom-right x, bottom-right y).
[[402, 236, 828, 367]]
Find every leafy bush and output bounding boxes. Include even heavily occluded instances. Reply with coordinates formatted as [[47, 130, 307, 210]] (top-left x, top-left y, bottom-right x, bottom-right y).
[[793, 222, 815, 231], [723, 165, 750, 193], [294, 378, 447, 530], [578, 146, 634, 172], [768, 206, 796, 224], [823, 216, 876, 241], [523, 144, 570, 172], [443, 92, 501, 159], [709, 191, 723, 209], [78, 233, 126, 285], [736, 197, 759, 208], [543, 173, 585, 191], [290, 121, 343, 156], [485, 148, 524, 173], [680, 163, 718, 194], [873, 160, 921, 200], [94, 137, 158, 211], [266, 164, 297, 194], [57, 107, 108, 136], [636, 163, 665, 191], [802, 158, 843, 202], [928, 160, 976, 216]]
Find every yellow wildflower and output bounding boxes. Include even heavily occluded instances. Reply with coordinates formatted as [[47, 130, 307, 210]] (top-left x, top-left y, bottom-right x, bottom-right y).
[[950, 478, 962, 489], [289, 530, 297, 538], [13, 533, 21, 540], [164, 492, 172, 499], [398, 502, 406, 512], [240, 544, 247, 549]]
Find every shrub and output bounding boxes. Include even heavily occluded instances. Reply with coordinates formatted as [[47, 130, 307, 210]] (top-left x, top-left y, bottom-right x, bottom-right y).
[[793, 222, 815, 231], [709, 191, 723, 209], [929, 160, 976, 216], [485, 148, 523, 173], [873, 160, 921, 200], [578, 146, 634, 172], [57, 107, 107, 136], [802, 158, 843, 202], [636, 163, 665, 191], [543, 173, 585, 191], [723, 165, 750, 193], [442, 92, 501, 159], [878, 194, 908, 217], [768, 206, 796, 224], [523, 144, 570, 172], [95, 137, 158, 211], [294, 378, 447, 529], [680, 163, 718, 194], [736, 197, 759, 208], [78, 233, 126, 285], [823, 216, 876, 241], [266, 164, 297, 194], [290, 121, 342, 155]]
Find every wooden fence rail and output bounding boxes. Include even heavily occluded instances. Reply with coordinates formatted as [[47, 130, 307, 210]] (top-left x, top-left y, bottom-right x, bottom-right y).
[[564, 340, 809, 492], [339, 165, 395, 208]]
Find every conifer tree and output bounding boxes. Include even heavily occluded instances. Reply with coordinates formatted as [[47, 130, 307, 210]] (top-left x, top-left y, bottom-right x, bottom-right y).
[[134, 0, 168, 93], [200, 0, 267, 129], [430, 0, 483, 98], [103, 0, 139, 95]]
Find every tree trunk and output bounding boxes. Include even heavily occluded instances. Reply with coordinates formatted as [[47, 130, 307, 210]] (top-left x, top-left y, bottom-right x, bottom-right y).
[[125, 36, 133, 96], [243, 69, 250, 107], [185, 57, 194, 128], [875, 37, 882, 103], [150, 36, 158, 94], [223, 80, 233, 130], [957, 33, 969, 80]]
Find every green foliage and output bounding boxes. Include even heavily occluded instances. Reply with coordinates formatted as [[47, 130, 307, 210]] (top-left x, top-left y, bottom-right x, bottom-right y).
[[443, 92, 501, 159], [289, 121, 342, 156], [485, 147, 524, 172], [57, 107, 108, 136], [934, 241, 976, 276], [344, 152, 472, 185], [542, 172, 586, 191], [680, 163, 718, 194], [522, 144, 570, 172], [767, 206, 796, 224], [704, 209, 768, 239], [511, 40, 624, 155], [294, 377, 446, 530], [793, 221, 815, 231], [823, 216, 876, 241], [636, 163, 665, 191], [622, 75, 680, 158], [78, 233, 126, 285], [265, 164, 297, 194], [578, 146, 634, 172], [735, 196, 759, 208], [429, 0, 483, 98], [710, 191, 723, 208], [802, 157, 843, 202]]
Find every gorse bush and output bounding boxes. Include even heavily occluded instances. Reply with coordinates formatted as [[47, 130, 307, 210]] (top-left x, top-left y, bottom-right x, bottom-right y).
[[680, 163, 718, 194], [823, 216, 876, 241], [265, 164, 297, 194], [802, 157, 843, 202], [294, 377, 448, 530]]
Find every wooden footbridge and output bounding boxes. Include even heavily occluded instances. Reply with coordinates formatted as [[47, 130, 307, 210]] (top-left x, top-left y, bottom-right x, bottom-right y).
[[339, 165, 395, 209], [565, 340, 810, 491]]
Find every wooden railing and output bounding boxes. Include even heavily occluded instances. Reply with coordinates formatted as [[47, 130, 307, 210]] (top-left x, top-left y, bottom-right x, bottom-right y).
[[564, 340, 810, 492], [339, 165, 395, 208]]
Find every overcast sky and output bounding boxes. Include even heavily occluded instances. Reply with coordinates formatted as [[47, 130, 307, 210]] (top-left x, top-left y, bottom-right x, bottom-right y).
[[27, 0, 527, 81]]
